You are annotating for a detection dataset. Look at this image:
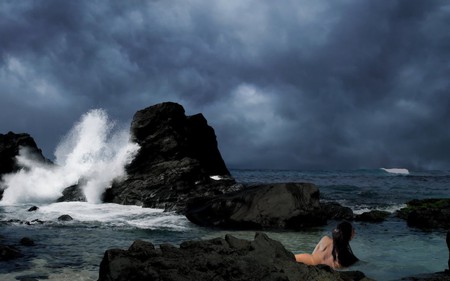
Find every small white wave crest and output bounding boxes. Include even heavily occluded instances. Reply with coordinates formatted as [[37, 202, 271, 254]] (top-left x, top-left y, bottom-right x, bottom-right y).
[[352, 203, 407, 215], [380, 168, 410, 175]]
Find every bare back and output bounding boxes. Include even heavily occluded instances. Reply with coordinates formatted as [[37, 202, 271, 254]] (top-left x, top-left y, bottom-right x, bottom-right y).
[[295, 236, 340, 269]]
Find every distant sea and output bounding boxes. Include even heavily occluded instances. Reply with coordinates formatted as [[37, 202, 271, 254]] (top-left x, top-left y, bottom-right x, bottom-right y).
[[1, 168, 449, 281]]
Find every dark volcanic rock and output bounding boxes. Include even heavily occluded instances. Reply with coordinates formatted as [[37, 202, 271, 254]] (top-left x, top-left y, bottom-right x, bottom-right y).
[[397, 199, 450, 229], [57, 184, 86, 202], [185, 182, 338, 230], [103, 102, 237, 212], [355, 210, 390, 223], [27, 206, 39, 212], [0, 132, 49, 175], [0, 131, 51, 200], [98, 233, 372, 281], [321, 202, 354, 221], [57, 214, 73, 221]]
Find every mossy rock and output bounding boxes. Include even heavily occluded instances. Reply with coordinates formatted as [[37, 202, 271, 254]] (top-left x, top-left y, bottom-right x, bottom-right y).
[[397, 198, 450, 229], [355, 210, 390, 223]]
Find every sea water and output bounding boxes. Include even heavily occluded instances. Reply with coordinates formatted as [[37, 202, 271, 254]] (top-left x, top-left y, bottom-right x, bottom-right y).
[[1, 110, 449, 280], [1, 169, 449, 281]]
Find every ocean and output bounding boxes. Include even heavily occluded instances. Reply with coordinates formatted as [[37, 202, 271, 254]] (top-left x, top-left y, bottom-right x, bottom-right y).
[[1, 168, 450, 281]]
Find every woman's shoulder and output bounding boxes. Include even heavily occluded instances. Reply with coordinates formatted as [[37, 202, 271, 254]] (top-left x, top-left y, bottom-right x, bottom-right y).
[[315, 236, 333, 251], [319, 235, 332, 243]]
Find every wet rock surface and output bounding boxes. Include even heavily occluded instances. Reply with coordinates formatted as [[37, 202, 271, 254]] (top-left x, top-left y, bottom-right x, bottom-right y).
[[57, 184, 86, 202], [0, 132, 51, 200], [103, 102, 238, 212], [355, 210, 390, 223], [397, 199, 450, 229], [57, 214, 73, 221], [186, 182, 353, 230], [98, 233, 373, 281]]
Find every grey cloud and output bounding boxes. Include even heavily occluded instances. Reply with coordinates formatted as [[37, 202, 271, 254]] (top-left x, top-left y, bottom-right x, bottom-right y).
[[1, 0, 450, 170]]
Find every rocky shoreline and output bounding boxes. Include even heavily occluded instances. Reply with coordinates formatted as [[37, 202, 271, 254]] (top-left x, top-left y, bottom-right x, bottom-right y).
[[1, 102, 450, 280], [98, 232, 374, 281]]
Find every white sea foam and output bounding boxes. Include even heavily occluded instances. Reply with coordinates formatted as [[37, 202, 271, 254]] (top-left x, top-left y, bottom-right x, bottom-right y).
[[0, 202, 189, 230], [0, 109, 140, 204], [381, 168, 410, 175], [352, 203, 407, 215]]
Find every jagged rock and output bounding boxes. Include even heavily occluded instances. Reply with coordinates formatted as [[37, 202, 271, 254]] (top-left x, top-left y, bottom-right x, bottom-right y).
[[0, 131, 51, 200], [28, 219, 45, 225], [320, 202, 354, 221], [397, 199, 450, 229], [98, 233, 373, 281], [355, 210, 390, 223], [103, 102, 237, 212], [57, 184, 86, 202], [185, 182, 341, 230], [57, 214, 73, 221], [27, 206, 39, 212]]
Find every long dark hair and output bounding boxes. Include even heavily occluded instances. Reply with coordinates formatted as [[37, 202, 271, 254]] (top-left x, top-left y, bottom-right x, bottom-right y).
[[331, 221, 358, 267]]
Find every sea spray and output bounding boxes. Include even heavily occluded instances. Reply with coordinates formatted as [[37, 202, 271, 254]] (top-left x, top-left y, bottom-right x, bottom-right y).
[[0, 109, 139, 204]]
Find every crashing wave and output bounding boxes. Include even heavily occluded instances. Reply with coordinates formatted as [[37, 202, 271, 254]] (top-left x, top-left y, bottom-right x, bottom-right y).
[[380, 168, 409, 175]]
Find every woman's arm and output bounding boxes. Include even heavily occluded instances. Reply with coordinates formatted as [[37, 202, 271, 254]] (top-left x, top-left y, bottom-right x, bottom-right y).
[[295, 253, 316, 265], [295, 236, 331, 265]]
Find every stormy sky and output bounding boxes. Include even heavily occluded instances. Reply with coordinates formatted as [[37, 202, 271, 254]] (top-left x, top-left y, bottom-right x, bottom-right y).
[[1, 0, 449, 170]]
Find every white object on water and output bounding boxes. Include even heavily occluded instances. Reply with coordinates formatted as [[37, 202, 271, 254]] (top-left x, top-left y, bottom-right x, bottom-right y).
[[210, 175, 222, 180], [381, 168, 410, 175]]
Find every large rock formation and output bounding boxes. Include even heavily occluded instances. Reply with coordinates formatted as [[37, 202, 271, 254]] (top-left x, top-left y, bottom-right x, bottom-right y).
[[397, 199, 450, 229], [103, 102, 238, 212], [98, 232, 373, 281], [0, 132, 50, 200], [185, 182, 353, 230], [0, 132, 49, 175]]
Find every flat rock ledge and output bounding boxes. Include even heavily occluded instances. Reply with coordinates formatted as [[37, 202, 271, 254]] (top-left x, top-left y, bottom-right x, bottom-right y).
[[98, 232, 373, 281]]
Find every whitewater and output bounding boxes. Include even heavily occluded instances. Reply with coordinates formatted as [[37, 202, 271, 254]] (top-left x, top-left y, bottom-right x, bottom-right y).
[[0, 109, 139, 204], [1, 110, 450, 281]]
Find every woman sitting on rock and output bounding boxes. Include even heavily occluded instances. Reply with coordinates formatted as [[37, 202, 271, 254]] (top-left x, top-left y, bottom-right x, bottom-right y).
[[295, 221, 358, 269]]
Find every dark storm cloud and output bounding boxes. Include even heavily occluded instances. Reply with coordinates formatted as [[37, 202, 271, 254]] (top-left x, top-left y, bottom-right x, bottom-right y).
[[1, 0, 449, 170]]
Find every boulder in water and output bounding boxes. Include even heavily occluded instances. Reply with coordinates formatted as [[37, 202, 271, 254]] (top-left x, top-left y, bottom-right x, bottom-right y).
[[185, 182, 332, 230], [98, 233, 372, 281], [355, 210, 390, 223], [58, 214, 73, 221], [320, 202, 354, 221], [57, 184, 86, 202], [27, 206, 39, 212], [103, 102, 237, 212], [397, 199, 450, 229]]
